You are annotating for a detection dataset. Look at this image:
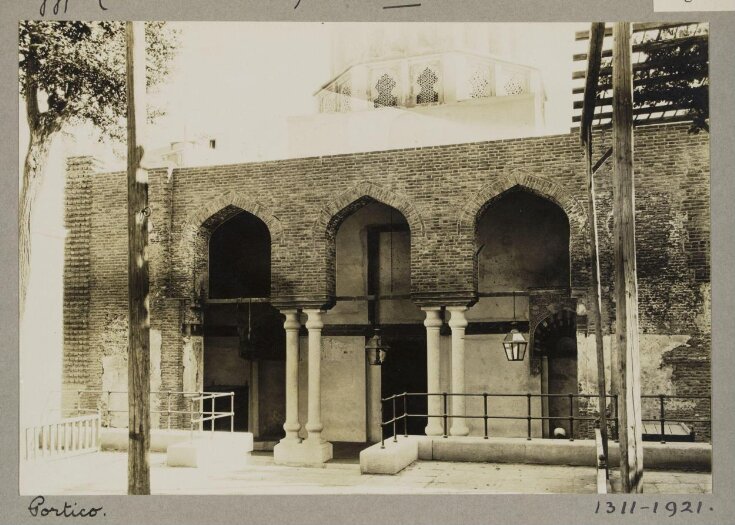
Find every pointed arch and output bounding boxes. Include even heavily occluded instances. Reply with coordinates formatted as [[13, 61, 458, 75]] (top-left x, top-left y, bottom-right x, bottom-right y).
[[175, 191, 284, 299], [312, 180, 426, 247], [182, 190, 284, 242], [310, 181, 425, 300], [456, 171, 587, 238]]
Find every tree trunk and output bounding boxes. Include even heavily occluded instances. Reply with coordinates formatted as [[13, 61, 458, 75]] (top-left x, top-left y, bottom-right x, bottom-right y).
[[19, 127, 52, 317]]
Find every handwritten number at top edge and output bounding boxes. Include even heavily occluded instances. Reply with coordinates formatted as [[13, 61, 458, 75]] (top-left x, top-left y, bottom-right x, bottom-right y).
[[39, 0, 108, 17]]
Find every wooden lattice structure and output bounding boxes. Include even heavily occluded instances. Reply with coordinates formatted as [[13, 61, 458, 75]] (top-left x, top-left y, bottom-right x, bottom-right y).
[[573, 22, 709, 130]]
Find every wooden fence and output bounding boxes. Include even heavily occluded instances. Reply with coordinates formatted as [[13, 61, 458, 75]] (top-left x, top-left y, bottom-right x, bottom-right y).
[[24, 413, 102, 460]]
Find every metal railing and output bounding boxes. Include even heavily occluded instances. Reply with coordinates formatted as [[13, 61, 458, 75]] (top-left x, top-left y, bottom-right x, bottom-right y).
[[186, 391, 236, 438], [379, 392, 617, 448], [64, 389, 235, 434], [641, 394, 711, 443], [24, 412, 102, 461], [380, 392, 711, 448]]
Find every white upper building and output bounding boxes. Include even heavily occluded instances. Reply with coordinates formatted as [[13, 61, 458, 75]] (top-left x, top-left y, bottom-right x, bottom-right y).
[[288, 23, 548, 157]]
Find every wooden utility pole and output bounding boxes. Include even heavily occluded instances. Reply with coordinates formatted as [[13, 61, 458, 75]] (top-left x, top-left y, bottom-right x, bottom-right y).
[[611, 21, 644, 493], [126, 20, 151, 495], [580, 22, 609, 474]]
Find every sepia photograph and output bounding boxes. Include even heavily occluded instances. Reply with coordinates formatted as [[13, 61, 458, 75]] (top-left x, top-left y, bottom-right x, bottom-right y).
[[18, 20, 711, 496]]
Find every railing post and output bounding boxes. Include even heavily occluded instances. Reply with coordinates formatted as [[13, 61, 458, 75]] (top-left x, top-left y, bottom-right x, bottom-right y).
[[568, 393, 575, 441], [392, 396, 397, 443], [614, 394, 620, 442], [659, 394, 666, 444], [189, 398, 194, 440], [106, 390, 111, 427], [166, 392, 172, 430], [483, 393, 488, 439], [230, 392, 235, 433], [442, 393, 448, 438], [403, 393, 408, 438], [380, 399, 385, 449], [526, 393, 532, 440]]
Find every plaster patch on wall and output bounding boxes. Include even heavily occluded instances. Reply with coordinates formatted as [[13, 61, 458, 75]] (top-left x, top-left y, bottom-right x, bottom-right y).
[[639, 334, 692, 397], [101, 354, 127, 428], [183, 336, 204, 393], [694, 282, 711, 334], [323, 337, 354, 361], [577, 332, 693, 419], [100, 314, 128, 357], [150, 329, 162, 429], [99, 326, 164, 428], [576, 334, 613, 396]]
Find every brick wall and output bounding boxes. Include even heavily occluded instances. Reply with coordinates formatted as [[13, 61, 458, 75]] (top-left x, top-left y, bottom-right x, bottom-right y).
[[62, 157, 94, 410], [63, 123, 711, 431]]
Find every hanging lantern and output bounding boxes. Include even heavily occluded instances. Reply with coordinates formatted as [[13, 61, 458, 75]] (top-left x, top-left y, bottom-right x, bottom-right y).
[[365, 328, 389, 366], [502, 329, 528, 362], [502, 291, 528, 362], [237, 299, 259, 361]]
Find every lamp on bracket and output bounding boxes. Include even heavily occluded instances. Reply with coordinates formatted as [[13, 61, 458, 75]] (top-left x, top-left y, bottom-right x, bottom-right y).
[[502, 291, 528, 362]]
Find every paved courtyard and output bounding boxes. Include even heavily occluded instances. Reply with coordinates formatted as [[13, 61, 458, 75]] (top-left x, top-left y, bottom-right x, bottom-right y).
[[19, 451, 711, 495]]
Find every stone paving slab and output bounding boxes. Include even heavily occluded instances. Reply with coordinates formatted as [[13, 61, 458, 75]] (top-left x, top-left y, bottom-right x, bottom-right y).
[[19, 452, 710, 495]]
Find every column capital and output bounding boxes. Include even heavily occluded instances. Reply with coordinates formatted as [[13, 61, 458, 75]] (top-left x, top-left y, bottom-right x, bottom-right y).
[[282, 310, 301, 331], [447, 306, 468, 329], [446, 305, 468, 312], [423, 308, 443, 329], [304, 309, 325, 330]]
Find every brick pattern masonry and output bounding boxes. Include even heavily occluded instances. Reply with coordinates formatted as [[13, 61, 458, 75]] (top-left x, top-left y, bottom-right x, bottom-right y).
[[63, 123, 711, 431]]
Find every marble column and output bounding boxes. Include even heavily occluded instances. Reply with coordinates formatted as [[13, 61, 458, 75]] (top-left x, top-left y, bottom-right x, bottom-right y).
[[448, 306, 470, 436], [422, 307, 444, 436], [281, 310, 301, 442], [273, 310, 302, 464], [301, 309, 333, 463], [304, 309, 325, 443], [274, 308, 332, 465]]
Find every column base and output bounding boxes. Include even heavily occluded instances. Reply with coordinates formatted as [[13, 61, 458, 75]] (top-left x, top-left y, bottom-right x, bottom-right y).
[[273, 439, 333, 467], [425, 423, 444, 437], [450, 425, 470, 437]]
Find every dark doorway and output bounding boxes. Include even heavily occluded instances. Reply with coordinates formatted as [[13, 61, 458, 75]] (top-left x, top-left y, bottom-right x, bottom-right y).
[[380, 333, 427, 437], [533, 310, 578, 438], [547, 347, 578, 437], [204, 210, 285, 438], [204, 385, 249, 431]]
